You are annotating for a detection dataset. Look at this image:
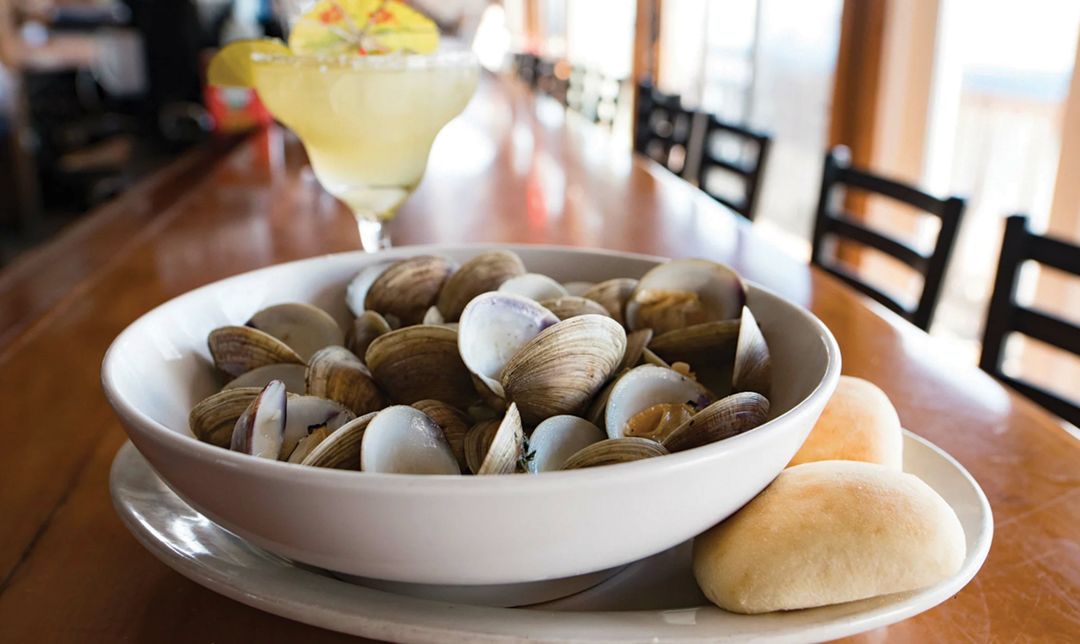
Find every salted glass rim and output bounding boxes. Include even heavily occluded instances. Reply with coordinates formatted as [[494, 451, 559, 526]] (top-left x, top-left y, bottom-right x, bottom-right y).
[[250, 48, 478, 70]]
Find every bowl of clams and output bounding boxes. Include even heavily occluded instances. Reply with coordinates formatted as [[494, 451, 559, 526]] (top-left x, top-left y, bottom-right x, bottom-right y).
[[102, 245, 841, 586]]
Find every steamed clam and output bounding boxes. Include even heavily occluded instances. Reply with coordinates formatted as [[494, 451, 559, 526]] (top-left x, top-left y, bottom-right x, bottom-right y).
[[189, 252, 775, 476]]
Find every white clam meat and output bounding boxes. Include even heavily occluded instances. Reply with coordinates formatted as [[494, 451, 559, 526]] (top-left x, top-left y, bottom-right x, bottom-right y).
[[230, 380, 287, 459]]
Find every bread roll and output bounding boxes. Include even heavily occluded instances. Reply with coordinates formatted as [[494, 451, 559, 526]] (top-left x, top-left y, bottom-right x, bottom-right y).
[[789, 375, 902, 469], [693, 460, 966, 614]]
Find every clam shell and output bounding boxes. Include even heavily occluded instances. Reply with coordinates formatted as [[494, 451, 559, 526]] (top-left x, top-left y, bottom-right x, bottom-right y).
[[527, 415, 605, 473], [562, 281, 595, 296], [306, 346, 386, 416], [346, 261, 393, 317], [287, 426, 329, 464], [436, 250, 526, 321], [464, 403, 524, 475], [625, 259, 745, 334], [732, 307, 771, 397], [346, 310, 392, 360], [662, 391, 770, 452], [223, 363, 308, 394], [189, 387, 260, 447], [539, 295, 610, 321], [412, 399, 471, 473], [366, 325, 478, 408], [458, 292, 559, 399], [604, 364, 712, 439], [282, 395, 355, 459], [301, 412, 377, 469], [619, 328, 654, 371], [562, 437, 669, 470], [650, 319, 741, 395], [498, 273, 568, 301], [365, 255, 455, 326], [230, 380, 287, 459], [502, 315, 627, 426], [360, 406, 459, 474], [582, 278, 637, 327], [208, 325, 303, 377], [422, 305, 445, 325], [247, 303, 344, 361]]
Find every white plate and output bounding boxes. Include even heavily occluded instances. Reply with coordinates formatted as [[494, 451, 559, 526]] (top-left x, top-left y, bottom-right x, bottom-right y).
[[110, 431, 992, 643]]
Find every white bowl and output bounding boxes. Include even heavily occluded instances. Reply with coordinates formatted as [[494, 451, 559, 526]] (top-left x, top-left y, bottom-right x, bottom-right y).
[[102, 245, 841, 586]]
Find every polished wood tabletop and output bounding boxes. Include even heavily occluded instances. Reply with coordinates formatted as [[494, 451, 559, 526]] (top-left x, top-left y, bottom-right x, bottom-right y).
[[1, 74, 1078, 642]]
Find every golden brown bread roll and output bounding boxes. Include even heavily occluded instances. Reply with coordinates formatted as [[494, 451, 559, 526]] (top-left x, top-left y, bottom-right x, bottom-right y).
[[693, 460, 966, 614], [789, 376, 902, 469]]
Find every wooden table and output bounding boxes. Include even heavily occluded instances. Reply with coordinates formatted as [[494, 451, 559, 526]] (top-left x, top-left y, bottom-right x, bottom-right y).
[[1, 74, 1077, 642]]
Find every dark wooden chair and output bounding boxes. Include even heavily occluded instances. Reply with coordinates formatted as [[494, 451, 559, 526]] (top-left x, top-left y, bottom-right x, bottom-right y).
[[513, 53, 540, 87], [979, 215, 1080, 426], [695, 114, 771, 220], [633, 81, 693, 174], [536, 59, 569, 105], [811, 146, 965, 330]]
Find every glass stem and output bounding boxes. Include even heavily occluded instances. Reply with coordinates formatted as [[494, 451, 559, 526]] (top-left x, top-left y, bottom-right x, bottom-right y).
[[356, 216, 391, 251]]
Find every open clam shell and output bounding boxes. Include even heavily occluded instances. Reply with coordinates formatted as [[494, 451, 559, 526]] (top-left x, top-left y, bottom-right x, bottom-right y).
[[247, 303, 344, 361], [365, 255, 456, 326], [306, 346, 386, 416], [649, 319, 741, 395], [539, 295, 610, 321], [412, 399, 471, 473], [582, 278, 637, 327], [190, 387, 261, 447], [603, 364, 713, 439], [436, 250, 527, 322], [282, 395, 355, 459], [625, 259, 746, 334], [346, 310, 392, 360], [230, 380, 287, 459], [732, 306, 772, 397], [498, 273, 568, 301], [662, 391, 770, 452], [464, 403, 524, 475], [366, 325, 478, 409], [208, 325, 303, 377], [300, 412, 377, 469], [562, 437, 669, 470], [502, 314, 627, 426], [527, 415, 606, 473], [223, 363, 308, 394], [360, 406, 460, 474], [458, 292, 559, 400]]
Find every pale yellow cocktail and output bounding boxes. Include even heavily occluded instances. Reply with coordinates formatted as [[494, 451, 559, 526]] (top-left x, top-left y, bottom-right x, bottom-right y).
[[252, 51, 478, 248]]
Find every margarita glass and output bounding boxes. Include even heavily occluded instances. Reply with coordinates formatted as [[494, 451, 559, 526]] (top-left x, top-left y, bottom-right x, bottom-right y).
[[251, 8, 478, 250]]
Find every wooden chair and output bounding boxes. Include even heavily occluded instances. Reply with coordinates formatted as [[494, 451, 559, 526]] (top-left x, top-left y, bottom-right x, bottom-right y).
[[980, 215, 1080, 426], [535, 59, 569, 105], [633, 81, 693, 174], [811, 146, 965, 330], [513, 53, 540, 87], [695, 114, 771, 220]]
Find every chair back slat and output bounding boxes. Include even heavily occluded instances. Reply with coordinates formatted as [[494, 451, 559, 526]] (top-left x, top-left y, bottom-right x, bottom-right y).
[[811, 145, 966, 330], [979, 214, 1079, 427], [633, 81, 694, 174], [821, 264, 909, 319], [695, 113, 771, 221]]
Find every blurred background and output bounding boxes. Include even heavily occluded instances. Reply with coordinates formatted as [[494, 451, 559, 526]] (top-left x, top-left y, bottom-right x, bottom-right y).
[[1, 0, 1077, 398]]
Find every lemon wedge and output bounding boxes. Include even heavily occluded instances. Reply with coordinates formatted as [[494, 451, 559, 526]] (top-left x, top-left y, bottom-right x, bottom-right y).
[[207, 39, 292, 88], [288, 0, 439, 56]]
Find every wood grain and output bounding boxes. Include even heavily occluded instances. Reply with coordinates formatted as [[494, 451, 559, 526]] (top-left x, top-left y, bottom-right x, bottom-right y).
[[0, 74, 1077, 642]]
